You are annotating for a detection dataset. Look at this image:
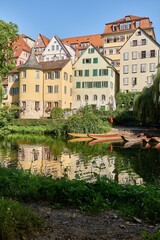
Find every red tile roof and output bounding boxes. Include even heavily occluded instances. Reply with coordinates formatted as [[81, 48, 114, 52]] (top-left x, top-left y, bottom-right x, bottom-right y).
[[62, 34, 103, 47], [14, 35, 31, 58]]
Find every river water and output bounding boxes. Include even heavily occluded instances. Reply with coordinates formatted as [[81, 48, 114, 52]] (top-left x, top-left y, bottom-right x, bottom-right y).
[[0, 134, 159, 185]]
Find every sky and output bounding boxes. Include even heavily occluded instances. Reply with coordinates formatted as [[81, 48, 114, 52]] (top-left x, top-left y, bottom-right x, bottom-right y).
[[1, 0, 160, 43]]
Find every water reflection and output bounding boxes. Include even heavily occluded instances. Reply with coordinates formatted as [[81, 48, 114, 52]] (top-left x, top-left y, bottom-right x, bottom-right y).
[[0, 135, 159, 185]]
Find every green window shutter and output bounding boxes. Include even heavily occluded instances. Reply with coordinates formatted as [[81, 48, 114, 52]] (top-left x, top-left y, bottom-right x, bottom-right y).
[[99, 69, 102, 76], [106, 81, 108, 88], [98, 82, 101, 88], [93, 69, 97, 76], [74, 70, 76, 77], [89, 82, 93, 88], [82, 59, 85, 64], [85, 70, 89, 76], [82, 82, 84, 88], [106, 69, 108, 75], [76, 82, 81, 88], [93, 58, 98, 63]]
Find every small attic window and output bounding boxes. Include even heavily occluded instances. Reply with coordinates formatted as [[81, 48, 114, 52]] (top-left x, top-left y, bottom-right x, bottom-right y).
[[125, 16, 130, 21], [112, 24, 117, 32]]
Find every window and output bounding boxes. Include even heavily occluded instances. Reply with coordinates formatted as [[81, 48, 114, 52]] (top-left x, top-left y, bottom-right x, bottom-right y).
[[55, 71, 60, 79], [132, 77, 137, 85], [64, 86, 67, 94], [88, 48, 94, 54], [35, 85, 40, 92], [132, 40, 137, 46], [54, 85, 58, 93], [141, 51, 146, 58], [150, 50, 155, 58], [35, 101, 40, 110], [52, 45, 54, 51], [150, 63, 156, 72], [123, 65, 129, 74], [45, 72, 54, 80], [112, 24, 117, 31], [64, 72, 68, 80], [102, 81, 108, 88], [77, 95, 81, 101], [22, 84, 26, 92], [76, 82, 81, 88], [83, 82, 92, 88], [123, 78, 129, 85], [93, 69, 98, 76], [47, 86, 53, 93], [132, 64, 137, 73], [140, 64, 146, 72], [84, 95, 89, 101], [120, 22, 132, 30], [22, 101, 26, 110], [93, 58, 98, 63], [56, 45, 59, 50], [132, 51, 137, 59], [123, 52, 129, 60], [135, 21, 140, 28], [93, 95, 97, 101], [102, 95, 106, 101], [85, 70, 89, 76], [83, 58, 91, 64], [22, 70, 26, 78], [35, 71, 40, 79], [99, 69, 108, 76], [120, 35, 125, 42], [141, 39, 146, 45], [147, 76, 153, 85], [74, 70, 83, 77]]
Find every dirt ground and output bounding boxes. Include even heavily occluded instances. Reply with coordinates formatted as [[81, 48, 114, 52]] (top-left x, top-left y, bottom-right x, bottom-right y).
[[28, 204, 159, 240]]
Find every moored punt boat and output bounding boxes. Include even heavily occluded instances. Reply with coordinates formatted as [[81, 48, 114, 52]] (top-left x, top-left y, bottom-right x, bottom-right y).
[[89, 137, 123, 145], [68, 133, 88, 138], [154, 143, 160, 148], [68, 137, 92, 142], [87, 133, 120, 140]]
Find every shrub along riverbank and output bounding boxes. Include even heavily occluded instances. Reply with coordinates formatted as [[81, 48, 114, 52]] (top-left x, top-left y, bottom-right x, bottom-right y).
[[0, 167, 160, 239]]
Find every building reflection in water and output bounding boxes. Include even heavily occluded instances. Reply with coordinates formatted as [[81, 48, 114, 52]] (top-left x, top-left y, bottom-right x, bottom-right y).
[[17, 144, 143, 185]]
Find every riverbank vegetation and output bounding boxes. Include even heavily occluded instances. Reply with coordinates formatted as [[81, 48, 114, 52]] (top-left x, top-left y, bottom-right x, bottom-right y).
[[0, 166, 160, 239]]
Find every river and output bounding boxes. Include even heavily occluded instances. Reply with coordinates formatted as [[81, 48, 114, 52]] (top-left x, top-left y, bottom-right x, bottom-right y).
[[0, 134, 159, 185]]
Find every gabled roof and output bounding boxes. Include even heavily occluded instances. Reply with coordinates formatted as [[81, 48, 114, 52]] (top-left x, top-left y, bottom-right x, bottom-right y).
[[73, 43, 118, 74], [39, 34, 50, 47], [54, 35, 71, 57], [62, 33, 103, 47], [119, 27, 160, 51], [14, 35, 31, 58], [40, 59, 70, 70], [108, 15, 148, 24]]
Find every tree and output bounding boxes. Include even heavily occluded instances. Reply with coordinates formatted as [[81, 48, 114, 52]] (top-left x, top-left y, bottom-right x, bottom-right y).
[[134, 72, 160, 125], [116, 92, 139, 110], [0, 19, 18, 107], [0, 20, 18, 77]]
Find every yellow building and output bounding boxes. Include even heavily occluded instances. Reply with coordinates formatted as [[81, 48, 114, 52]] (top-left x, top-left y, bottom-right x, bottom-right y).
[[3, 48, 73, 118]]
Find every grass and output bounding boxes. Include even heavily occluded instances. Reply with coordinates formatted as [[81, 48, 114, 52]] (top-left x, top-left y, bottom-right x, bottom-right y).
[[0, 166, 160, 238]]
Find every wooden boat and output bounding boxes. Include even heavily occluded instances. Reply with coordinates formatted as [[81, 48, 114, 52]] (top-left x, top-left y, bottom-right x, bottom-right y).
[[154, 143, 160, 148], [89, 137, 123, 145], [68, 137, 92, 143], [141, 136, 152, 143], [87, 132, 120, 140], [123, 141, 143, 148], [67, 133, 88, 138]]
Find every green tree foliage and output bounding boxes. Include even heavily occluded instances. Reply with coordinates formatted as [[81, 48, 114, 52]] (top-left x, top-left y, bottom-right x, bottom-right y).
[[66, 106, 111, 133], [116, 92, 139, 110], [0, 20, 18, 77], [0, 105, 19, 127], [134, 72, 160, 125]]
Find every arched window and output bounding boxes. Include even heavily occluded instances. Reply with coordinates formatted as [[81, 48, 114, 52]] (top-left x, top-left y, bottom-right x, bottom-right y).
[[102, 95, 106, 101], [93, 95, 98, 101], [77, 95, 81, 101], [85, 95, 89, 101]]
